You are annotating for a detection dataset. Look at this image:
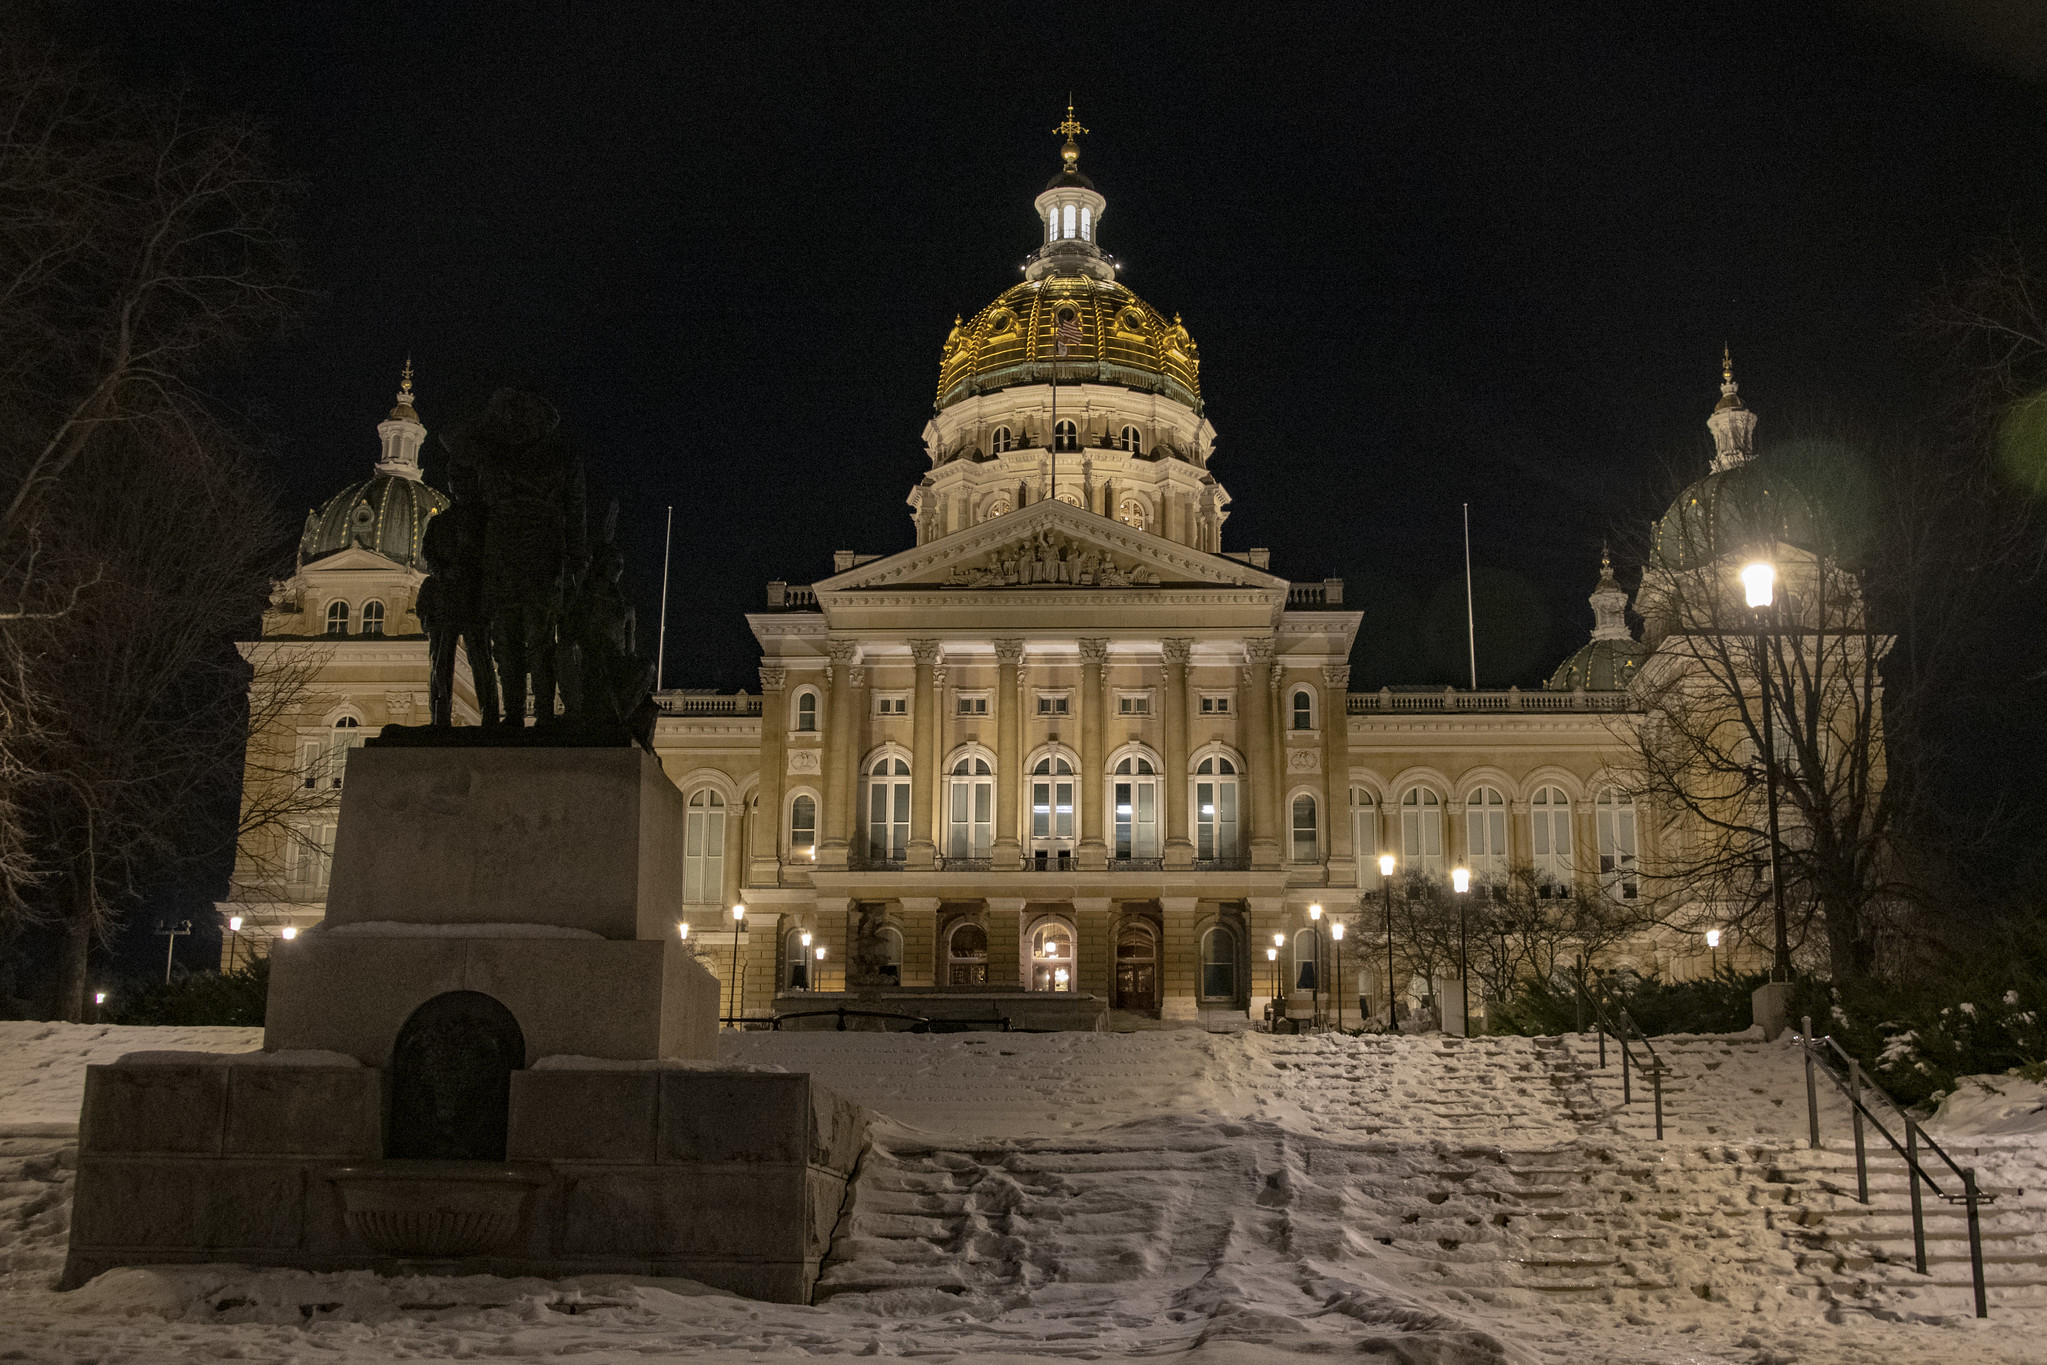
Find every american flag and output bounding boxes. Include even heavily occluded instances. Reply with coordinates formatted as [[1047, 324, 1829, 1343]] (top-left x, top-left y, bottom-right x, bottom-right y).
[[1055, 312, 1083, 356]]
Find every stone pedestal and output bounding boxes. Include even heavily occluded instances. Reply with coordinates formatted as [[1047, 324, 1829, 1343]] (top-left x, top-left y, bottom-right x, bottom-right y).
[[1752, 980, 1794, 1041]]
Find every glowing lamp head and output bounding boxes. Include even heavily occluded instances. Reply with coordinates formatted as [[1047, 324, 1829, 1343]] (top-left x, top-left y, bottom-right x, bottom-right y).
[[1266, 947, 1279, 961], [1379, 854, 1396, 877], [1706, 929, 1722, 949], [1308, 903, 1322, 920], [732, 904, 746, 922], [1273, 932, 1286, 948], [228, 916, 242, 933], [1452, 867, 1471, 894], [1331, 922, 1345, 941], [814, 946, 826, 960], [94, 991, 107, 1005], [1741, 561, 1776, 609], [678, 921, 690, 940], [279, 926, 297, 941], [800, 931, 813, 948]]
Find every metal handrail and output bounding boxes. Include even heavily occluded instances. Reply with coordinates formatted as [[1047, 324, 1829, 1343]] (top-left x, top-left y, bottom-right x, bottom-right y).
[[769, 1006, 934, 1032], [1795, 1016, 1994, 1317], [1569, 970, 1669, 1140]]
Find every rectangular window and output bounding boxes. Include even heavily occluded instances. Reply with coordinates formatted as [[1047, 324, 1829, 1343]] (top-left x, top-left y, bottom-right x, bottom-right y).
[[956, 693, 989, 716], [289, 823, 337, 890], [1199, 694, 1232, 715], [1036, 693, 1070, 716], [1117, 692, 1152, 716], [874, 695, 908, 716]]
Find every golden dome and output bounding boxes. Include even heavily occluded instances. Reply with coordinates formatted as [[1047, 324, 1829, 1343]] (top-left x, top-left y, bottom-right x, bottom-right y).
[[936, 276, 1201, 412]]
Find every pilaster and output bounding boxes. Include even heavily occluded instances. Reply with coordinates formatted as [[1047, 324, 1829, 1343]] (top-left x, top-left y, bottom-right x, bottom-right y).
[[1076, 639, 1109, 870], [818, 642, 857, 869], [993, 640, 1024, 862], [1159, 895, 1201, 1020], [907, 641, 940, 869], [1162, 639, 1193, 867], [1072, 896, 1113, 997], [1243, 641, 1282, 870], [751, 664, 788, 884], [985, 895, 1025, 986], [1320, 664, 1354, 886]]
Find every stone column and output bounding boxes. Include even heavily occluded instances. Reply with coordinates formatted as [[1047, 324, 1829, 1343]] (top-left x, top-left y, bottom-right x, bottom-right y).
[[1244, 640, 1282, 869], [1321, 664, 1353, 886], [1162, 639, 1194, 868], [1073, 896, 1114, 997], [751, 664, 788, 884], [818, 641, 858, 869], [1159, 895, 1201, 1020], [908, 640, 940, 869], [986, 896, 1025, 986], [993, 639, 1024, 863], [1076, 639, 1109, 870]]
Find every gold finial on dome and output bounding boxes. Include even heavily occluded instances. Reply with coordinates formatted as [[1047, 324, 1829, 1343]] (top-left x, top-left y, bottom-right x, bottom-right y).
[[1722, 343, 1733, 386], [388, 356, 420, 422], [1714, 344, 1745, 412], [1054, 100, 1087, 171]]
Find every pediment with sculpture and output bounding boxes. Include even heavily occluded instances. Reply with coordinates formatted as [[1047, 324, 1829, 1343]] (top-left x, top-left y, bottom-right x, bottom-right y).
[[945, 529, 1162, 588]]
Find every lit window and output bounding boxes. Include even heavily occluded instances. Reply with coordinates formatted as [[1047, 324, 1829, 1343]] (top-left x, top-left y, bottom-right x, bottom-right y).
[[1466, 786, 1507, 885], [684, 790, 725, 904], [1030, 755, 1076, 858], [1080, 206, 1092, 240], [1597, 789, 1639, 901], [865, 757, 912, 864], [1291, 795, 1318, 863], [789, 795, 817, 861], [984, 495, 1012, 520], [1030, 922, 1073, 992], [795, 692, 818, 732], [1401, 789, 1444, 877], [1195, 756, 1239, 860], [1292, 690, 1314, 731], [1531, 786, 1574, 894], [1062, 203, 1076, 238], [325, 600, 350, 635], [359, 600, 385, 636], [1112, 755, 1158, 858], [1117, 497, 1148, 531]]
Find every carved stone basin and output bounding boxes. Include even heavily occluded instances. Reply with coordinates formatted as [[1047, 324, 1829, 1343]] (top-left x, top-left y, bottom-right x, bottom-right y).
[[327, 1163, 546, 1258]]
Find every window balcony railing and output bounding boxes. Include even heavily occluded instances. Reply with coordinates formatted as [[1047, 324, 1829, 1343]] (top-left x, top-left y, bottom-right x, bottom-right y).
[[1021, 851, 1077, 872], [1191, 856, 1250, 872], [1108, 857, 1165, 872], [936, 856, 993, 872], [849, 854, 906, 873]]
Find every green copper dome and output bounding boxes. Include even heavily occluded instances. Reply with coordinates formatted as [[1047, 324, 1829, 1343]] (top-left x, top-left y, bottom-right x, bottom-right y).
[[298, 472, 446, 569], [1545, 636, 1648, 691], [1652, 458, 1818, 572]]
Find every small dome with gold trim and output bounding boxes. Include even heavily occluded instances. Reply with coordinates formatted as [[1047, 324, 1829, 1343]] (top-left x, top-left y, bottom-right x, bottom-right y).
[[299, 473, 445, 569], [937, 277, 1200, 412]]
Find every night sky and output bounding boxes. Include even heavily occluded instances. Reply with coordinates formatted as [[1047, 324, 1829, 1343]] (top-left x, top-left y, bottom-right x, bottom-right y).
[[61, 3, 2047, 687]]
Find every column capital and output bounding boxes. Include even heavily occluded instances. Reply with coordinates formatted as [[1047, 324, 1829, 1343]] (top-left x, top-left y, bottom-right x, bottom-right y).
[[911, 639, 941, 666], [848, 665, 867, 689], [1161, 637, 1193, 667], [759, 663, 787, 693], [994, 638, 1025, 666], [1244, 638, 1275, 664], [1079, 637, 1110, 665], [826, 639, 859, 666], [1321, 664, 1351, 690]]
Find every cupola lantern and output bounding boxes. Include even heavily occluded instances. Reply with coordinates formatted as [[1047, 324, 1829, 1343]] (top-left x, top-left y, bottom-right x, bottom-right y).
[[1028, 104, 1113, 283]]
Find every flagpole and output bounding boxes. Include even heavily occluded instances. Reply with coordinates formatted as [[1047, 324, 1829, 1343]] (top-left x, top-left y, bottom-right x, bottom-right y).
[[656, 504, 673, 692], [1463, 502, 1478, 690]]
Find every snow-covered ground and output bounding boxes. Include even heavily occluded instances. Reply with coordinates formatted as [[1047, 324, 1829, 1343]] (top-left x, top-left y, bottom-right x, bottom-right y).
[[3, 1019, 2044, 1363]]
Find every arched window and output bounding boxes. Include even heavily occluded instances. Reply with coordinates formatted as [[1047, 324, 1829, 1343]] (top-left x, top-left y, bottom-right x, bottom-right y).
[[359, 600, 386, 636], [1290, 794, 1319, 863], [794, 691, 818, 733], [1030, 754, 1076, 861], [878, 925, 903, 985], [1062, 203, 1076, 238], [1292, 689, 1314, 731], [1596, 789, 1639, 901], [991, 425, 1013, 455], [947, 922, 988, 985], [864, 756, 911, 864], [684, 789, 725, 904], [1200, 924, 1237, 1000], [1194, 756, 1238, 860], [1116, 496, 1148, 531], [1055, 420, 1078, 452], [788, 794, 817, 861], [1115, 921, 1157, 1011], [947, 755, 994, 859], [325, 600, 350, 635], [1293, 928, 1319, 992], [1119, 425, 1141, 454], [1531, 786, 1573, 894], [784, 928, 811, 990], [1080, 205, 1092, 240], [1465, 786, 1507, 884], [985, 493, 1012, 520], [324, 716, 362, 791], [1111, 754, 1159, 859], [1030, 920, 1073, 992], [1351, 788, 1380, 880], [1401, 789, 1444, 877]]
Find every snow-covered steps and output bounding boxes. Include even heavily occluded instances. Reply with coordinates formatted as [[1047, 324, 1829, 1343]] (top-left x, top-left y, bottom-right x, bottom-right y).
[[1551, 1030, 1858, 1142], [1247, 1033, 1588, 1143]]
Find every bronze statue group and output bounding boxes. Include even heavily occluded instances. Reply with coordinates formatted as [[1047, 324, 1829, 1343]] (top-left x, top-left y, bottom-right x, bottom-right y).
[[415, 388, 658, 749]]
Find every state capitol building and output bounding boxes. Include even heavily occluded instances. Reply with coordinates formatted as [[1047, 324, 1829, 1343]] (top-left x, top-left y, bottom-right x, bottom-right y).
[[227, 118, 1779, 1030]]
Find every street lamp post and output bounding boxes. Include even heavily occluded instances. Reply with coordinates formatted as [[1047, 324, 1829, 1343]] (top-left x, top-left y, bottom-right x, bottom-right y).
[[155, 919, 191, 984], [226, 916, 243, 973], [729, 904, 747, 1027], [1706, 927, 1722, 977], [1451, 867, 1471, 1036], [800, 930, 813, 990], [1379, 853, 1398, 1028], [1742, 561, 1793, 982], [1331, 920, 1346, 1032], [1266, 945, 1279, 1024], [1272, 931, 1286, 1022], [1308, 903, 1323, 1027]]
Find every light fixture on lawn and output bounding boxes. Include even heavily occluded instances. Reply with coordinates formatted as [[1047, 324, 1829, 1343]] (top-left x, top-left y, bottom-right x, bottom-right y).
[[1741, 561, 1776, 609]]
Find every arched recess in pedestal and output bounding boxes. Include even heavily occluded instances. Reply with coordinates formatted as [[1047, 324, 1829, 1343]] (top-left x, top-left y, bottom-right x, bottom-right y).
[[387, 990, 526, 1161]]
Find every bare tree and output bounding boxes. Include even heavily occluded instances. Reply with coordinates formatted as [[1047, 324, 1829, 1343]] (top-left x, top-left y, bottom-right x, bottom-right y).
[[225, 642, 338, 900]]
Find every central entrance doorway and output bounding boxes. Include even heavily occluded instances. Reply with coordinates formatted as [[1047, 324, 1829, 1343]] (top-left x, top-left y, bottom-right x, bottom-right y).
[[1113, 920, 1158, 1013]]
